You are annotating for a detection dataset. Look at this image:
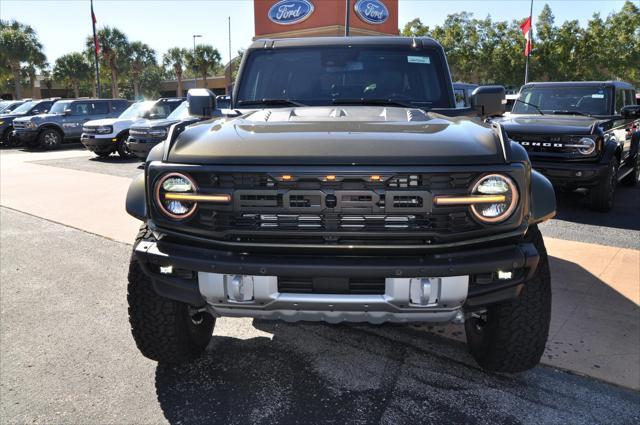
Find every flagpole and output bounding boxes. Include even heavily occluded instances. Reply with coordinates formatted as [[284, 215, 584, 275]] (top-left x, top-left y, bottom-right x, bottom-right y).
[[524, 0, 533, 84], [91, 0, 101, 98]]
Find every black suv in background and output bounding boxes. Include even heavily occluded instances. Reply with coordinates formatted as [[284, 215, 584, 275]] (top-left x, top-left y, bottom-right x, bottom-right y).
[[500, 81, 640, 211], [0, 98, 59, 146], [12, 98, 130, 150], [126, 100, 208, 159]]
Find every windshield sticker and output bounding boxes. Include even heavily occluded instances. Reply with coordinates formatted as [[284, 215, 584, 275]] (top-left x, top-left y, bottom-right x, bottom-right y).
[[591, 94, 604, 98], [407, 56, 430, 64]]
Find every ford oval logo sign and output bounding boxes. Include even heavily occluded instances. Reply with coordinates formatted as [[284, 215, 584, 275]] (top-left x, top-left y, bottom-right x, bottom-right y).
[[354, 0, 389, 25], [268, 0, 315, 25]]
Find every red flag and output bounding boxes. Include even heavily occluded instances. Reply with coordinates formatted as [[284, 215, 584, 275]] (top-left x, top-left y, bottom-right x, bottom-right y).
[[91, 0, 100, 54], [520, 16, 533, 57]]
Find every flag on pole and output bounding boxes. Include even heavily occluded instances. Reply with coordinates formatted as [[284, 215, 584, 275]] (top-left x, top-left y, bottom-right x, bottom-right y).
[[520, 16, 533, 56], [91, 0, 100, 54]]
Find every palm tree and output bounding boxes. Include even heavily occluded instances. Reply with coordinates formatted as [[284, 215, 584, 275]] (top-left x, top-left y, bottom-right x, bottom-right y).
[[186, 44, 222, 89], [163, 47, 188, 97], [86, 26, 130, 98], [0, 20, 45, 99], [129, 41, 156, 99], [53, 53, 91, 97]]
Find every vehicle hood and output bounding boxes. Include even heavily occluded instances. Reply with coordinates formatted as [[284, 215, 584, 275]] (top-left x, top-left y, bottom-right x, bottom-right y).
[[83, 118, 120, 127], [167, 106, 504, 166], [0, 113, 26, 121], [14, 113, 60, 123], [499, 114, 599, 135], [131, 118, 180, 130]]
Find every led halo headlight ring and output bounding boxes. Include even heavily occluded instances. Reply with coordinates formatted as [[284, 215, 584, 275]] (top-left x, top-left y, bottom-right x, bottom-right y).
[[577, 137, 596, 155], [469, 174, 519, 224], [154, 172, 199, 220]]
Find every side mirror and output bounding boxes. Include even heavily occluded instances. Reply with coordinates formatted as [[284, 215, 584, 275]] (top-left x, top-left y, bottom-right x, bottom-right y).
[[63, 108, 72, 116], [188, 88, 217, 118], [471, 85, 506, 117], [621, 105, 640, 119]]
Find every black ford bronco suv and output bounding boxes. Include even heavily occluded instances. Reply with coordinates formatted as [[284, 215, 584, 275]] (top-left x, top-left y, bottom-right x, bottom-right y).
[[125, 37, 557, 373], [500, 81, 640, 211]]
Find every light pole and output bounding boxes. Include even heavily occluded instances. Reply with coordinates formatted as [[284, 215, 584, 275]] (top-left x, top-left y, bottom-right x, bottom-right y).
[[192, 34, 203, 89]]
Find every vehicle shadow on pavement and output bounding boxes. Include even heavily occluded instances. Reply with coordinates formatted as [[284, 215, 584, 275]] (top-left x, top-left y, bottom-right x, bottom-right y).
[[553, 185, 640, 231], [154, 292, 639, 425]]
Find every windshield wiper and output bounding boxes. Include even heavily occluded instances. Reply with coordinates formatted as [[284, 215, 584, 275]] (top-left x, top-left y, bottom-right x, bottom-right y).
[[514, 98, 544, 115], [236, 99, 307, 108], [550, 110, 592, 117], [331, 98, 417, 109]]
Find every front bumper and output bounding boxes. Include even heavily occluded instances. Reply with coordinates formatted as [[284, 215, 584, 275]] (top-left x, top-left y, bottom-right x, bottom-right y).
[[134, 236, 540, 324], [81, 134, 117, 153], [12, 129, 38, 144], [532, 159, 608, 188], [126, 137, 162, 159]]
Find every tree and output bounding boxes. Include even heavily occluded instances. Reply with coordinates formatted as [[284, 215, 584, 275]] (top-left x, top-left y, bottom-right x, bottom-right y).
[[0, 20, 45, 99], [128, 41, 156, 99], [53, 52, 91, 97], [86, 26, 130, 98], [186, 44, 222, 88], [163, 47, 188, 97]]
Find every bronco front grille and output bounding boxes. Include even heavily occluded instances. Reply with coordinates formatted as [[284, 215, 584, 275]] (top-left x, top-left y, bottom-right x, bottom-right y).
[[157, 171, 486, 245]]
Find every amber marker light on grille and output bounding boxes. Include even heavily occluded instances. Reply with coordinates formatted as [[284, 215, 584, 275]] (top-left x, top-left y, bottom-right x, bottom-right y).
[[325, 175, 336, 181], [433, 194, 507, 206], [164, 193, 231, 203], [281, 175, 293, 181], [370, 175, 382, 181]]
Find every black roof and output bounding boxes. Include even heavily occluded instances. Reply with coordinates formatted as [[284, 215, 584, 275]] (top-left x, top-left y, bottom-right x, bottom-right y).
[[523, 81, 634, 90], [250, 36, 442, 50]]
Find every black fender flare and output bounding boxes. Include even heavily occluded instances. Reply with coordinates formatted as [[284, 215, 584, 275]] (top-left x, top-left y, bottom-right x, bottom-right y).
[[38, 124, 65, 138], [601, 138, 622, 164], [126, 173, 147, 221], [529, 170, 556, 224]]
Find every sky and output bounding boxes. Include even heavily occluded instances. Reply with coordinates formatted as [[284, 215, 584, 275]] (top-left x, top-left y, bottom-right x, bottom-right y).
[[0, 0, 629, 65]]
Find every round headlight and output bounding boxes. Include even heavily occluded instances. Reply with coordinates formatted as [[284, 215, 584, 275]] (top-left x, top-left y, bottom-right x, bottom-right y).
[[470, 174, 519, 223], [154, 172, 198, 219], [577, 137, 596, 155]]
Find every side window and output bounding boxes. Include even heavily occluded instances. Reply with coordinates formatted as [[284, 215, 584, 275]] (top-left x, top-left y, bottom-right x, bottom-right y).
[[92, 101, 109, 115], [112, 100, 128, 112], [615, 88, 625, 114], [72, 102, 91, 116], [625, 90, 634, 107]]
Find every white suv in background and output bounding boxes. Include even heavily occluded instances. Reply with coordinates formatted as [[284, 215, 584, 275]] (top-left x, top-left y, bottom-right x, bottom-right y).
[[81, 98, 184, 158]]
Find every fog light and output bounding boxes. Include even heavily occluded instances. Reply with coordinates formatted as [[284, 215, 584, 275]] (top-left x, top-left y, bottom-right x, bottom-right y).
[[497, 270, 512, 280], [160, 265, 173, 275]]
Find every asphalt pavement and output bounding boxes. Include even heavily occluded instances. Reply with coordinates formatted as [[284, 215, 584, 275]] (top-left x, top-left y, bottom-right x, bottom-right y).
[[1, 207, 639, 425]]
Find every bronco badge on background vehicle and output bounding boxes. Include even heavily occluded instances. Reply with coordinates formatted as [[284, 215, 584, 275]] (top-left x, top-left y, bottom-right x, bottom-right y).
[[125, 36, 556, 373], [500, 81, 640, 211]]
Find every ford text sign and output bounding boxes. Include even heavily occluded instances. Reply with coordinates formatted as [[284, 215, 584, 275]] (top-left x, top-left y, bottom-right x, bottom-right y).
[[268, 0, 315, 25], [354, 0, 389, 25]]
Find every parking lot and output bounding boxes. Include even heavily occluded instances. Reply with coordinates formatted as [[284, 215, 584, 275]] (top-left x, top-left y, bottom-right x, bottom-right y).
[[0, 144, 638, 424]]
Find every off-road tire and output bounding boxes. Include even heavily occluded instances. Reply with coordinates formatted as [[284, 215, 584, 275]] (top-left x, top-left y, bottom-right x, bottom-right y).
[[621, 154, 639, 186], [464, 225, 551, 373], [38, 128, 63, 150], [589, 157, 618, 212], [116, 132, 135, 159], [128, 225, 214, 363], [2, 127, 20, 147]]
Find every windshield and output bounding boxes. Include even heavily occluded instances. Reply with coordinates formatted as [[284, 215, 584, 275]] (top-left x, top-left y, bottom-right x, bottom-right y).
[[119, 100, 156, 119], [50, 101, 73, 114], [236, 46, 449, 108], [166, 101, 190, 120], [10, 101, 35, 115], [512, 86, 611, 116]]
